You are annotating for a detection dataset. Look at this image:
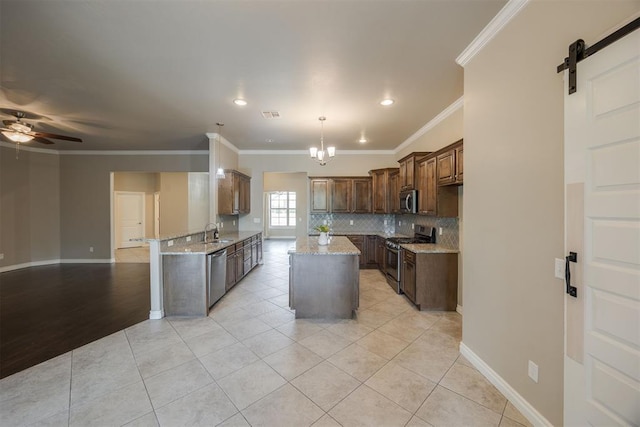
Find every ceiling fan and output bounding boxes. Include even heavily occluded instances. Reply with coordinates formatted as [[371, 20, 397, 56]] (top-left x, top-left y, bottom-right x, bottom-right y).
[[1, 111, 83, 145]]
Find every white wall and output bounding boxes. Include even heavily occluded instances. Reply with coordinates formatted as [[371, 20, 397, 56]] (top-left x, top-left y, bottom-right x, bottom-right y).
[[461, 1, 639, 424]]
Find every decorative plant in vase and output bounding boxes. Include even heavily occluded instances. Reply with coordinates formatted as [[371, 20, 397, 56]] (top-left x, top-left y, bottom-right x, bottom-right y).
[[315, 224, 330, 245]]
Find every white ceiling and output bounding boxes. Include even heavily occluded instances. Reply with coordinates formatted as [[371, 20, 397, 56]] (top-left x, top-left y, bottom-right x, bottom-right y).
[[0, 0, 506, 152]]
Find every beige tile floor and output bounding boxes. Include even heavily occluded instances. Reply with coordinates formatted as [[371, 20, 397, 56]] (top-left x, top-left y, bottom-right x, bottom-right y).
[[115, 246, 151, 263], [0, 240, 533, 427]]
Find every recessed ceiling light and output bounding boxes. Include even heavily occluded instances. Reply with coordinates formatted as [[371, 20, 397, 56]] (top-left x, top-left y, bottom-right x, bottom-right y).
[[359, 137, 367, 143], [380, 99, 395, 106], [233, 99, 247, 106]]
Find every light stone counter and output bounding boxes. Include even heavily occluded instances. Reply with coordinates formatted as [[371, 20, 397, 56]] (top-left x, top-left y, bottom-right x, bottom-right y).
[[162, 231, 262, 255], [289, 236, 361, 255], [400, 243, 459, 254]]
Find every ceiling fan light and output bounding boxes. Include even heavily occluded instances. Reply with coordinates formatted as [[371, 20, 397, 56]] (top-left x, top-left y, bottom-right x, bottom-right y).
[[2, 131, 33, 143]]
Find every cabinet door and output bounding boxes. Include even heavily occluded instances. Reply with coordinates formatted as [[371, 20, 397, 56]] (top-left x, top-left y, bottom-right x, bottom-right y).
[[437, 150, 456, 185], [232, 173, 241, 214], [405, 156, 415, 190], [376, 236, 386, 272], [371, 170, 386, 213], [331, 179, 352, 213], [225, 251, 236, 291], [399, 160, 408, 190], [389, 171, 400, 213], [365, 235, 378, 267], [352, 178, 372, 213], [455, 146, 463, 183], [402, 252, 416, 303], [218, 174, 234, 215], [235, 247, 244, 279], [425, 157, 437, 215], [240, 176, 251, 213], [310, 179, 330, 213]]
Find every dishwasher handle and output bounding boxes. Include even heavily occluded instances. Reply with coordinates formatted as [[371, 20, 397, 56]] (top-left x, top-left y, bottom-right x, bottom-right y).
[[210, 249, 227, 258]]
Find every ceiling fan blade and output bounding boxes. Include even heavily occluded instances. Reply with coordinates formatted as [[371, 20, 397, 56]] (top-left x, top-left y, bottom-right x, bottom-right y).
[[3, 120, 17, 126], [31, 131, 82, 142], [33, 137, 55, 145]]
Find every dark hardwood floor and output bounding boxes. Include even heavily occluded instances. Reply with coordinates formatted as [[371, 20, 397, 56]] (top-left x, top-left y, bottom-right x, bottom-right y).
[[0, 263, 150, 379]]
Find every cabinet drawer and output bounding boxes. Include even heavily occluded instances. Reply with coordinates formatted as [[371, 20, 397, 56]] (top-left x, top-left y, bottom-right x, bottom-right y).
[[404, 250, 416, 263]]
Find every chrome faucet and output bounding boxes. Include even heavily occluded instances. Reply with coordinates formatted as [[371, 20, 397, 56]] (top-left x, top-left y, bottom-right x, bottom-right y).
[[204, 223, 217, 243]]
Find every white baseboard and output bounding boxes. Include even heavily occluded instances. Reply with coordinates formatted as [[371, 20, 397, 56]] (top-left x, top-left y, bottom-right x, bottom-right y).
[[459, 342, 553, 427], [456, 304, 463, 315], [149, 310, 164, 320], [0, 258, 114, 273]]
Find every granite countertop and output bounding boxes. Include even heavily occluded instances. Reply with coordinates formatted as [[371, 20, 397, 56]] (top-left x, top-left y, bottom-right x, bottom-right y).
[[162, 231, 262, 255], [309, 231, 410, 239], [400, 243, 459, 254], [289, 236, 361, 255]]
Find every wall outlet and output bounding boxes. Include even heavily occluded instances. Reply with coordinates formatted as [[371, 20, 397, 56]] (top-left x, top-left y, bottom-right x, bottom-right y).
[[168, 240, 174, 247], [89, 247, 94, 253], [233, 220, 236, 226], [220, 222, 224, 228], [411, 223, 415, 230], [439, 227, 443, 236], [528, 360, 539, 383], [349, 220, 354, 225], [323, 219, 328, 225], [384, 220, 387, 225], [555, 258, 564, 279], [186, 236, 191, 242], [0, 253, 5, 260], [398, 221, 402, 226], [253, 218, 261, 223]]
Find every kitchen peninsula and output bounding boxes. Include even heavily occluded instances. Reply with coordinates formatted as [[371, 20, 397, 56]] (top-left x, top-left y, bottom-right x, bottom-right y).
[[288, 236, 360, 319]]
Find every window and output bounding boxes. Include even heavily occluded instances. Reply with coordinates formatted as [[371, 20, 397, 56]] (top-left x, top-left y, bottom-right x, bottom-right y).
[[269, 192, 296, 227]]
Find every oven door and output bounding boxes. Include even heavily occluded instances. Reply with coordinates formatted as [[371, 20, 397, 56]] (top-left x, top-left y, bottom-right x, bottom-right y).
[[384, 245, 401, 293]]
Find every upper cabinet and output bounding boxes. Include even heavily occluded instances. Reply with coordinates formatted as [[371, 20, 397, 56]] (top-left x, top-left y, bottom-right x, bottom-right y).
[[417, 157, 437, 216], [388, 169, 400, 213], [309, 177, 372, 214], [218, 170, 251, 215], [370, 168, 400, 214], [437, 139, 463, 186], [398, 152, 430, 190]]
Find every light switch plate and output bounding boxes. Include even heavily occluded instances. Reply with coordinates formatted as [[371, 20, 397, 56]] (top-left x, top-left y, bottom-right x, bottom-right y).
[[253, 218, 261, 223], [349, 220, 354, 225], [186, 236, 191, 242], [89, 247, 94, 253], [168, 240, 174, 247], [0, 253, 4, 260], [439, 227, 443, 236], [555, 258, 564, 279], [528, 360, 539, 383]]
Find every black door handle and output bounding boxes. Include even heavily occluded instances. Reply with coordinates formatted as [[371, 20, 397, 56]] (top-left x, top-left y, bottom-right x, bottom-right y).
[[565, 252, 578, 298]]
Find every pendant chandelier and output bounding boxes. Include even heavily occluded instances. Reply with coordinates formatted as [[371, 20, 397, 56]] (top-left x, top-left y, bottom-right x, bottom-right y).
[[215, 122, 226, 179], [309, 116, 335, 166]]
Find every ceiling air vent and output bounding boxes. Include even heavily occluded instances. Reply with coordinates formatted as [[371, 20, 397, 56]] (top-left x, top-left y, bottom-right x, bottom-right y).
[[261, 111, 281, 119]]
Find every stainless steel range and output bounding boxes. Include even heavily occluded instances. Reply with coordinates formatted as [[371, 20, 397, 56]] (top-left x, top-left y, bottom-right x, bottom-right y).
[[384, 225, 436, 293]]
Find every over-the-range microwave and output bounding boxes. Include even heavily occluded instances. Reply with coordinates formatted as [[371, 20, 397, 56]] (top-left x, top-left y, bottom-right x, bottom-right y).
[[399, 189, 418, 214]]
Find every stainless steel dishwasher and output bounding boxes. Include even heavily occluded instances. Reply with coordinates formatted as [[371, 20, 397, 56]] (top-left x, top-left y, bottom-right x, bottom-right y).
[[208, 249, 227, 308]]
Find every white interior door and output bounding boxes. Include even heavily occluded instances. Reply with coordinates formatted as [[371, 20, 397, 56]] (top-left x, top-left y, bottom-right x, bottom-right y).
[[564, 29, 640, 426], [116, 192, 145, 249]]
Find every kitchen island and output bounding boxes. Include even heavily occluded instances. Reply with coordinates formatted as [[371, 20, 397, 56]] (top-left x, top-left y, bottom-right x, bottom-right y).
[[288, 236, 360, 319]]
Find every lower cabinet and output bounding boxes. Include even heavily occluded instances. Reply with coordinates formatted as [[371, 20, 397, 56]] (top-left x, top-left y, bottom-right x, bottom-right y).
[[401, 249, 458, 311], [376, 236, 386, 273], [225, 233, 263, 291], [346, 235, 378, 269]]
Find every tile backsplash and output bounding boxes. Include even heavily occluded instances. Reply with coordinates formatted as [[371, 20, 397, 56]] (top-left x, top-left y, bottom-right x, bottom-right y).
[[309, 213, 459, 249]]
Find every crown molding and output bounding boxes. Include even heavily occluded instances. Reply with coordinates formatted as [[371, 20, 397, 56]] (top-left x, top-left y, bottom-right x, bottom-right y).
[[206, 132, 240, 153], [0, 141, 59, 154], [239, 149, 396, 155], [456, 0, 530, 67], [394, 96, 463, 154], [59, 150, 208, 155]]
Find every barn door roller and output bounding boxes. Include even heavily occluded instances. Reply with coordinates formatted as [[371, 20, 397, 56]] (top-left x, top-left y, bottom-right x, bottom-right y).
[[557, 17, 639, 95]]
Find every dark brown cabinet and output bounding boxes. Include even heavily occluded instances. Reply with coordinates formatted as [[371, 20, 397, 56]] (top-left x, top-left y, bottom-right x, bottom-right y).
[[219, 170, 251, 215], [225, 233, 262, 291], [416, 143, 460, 217], [346, 236, 366, 268], [401, 249, 458, 311], [437, 139, 463, 186], [345, 235, 378, 269], [402, 250, 417, 303], [389, 170, 400, 213], [310, 179, 330, 213], [375, 235, 386, 273], [398, 152, 430, 190], [370, 168, 400, 214], [310, 177, 372, 214]]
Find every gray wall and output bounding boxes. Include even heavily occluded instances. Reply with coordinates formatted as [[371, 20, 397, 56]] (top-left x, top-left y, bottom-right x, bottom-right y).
[[462, 2, 638, 424], [60, 153, 207, 259], [0, 146, 61, 267]]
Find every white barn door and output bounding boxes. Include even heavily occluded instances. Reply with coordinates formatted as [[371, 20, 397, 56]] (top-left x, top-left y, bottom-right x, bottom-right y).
[[564, 29, 640, 425]]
